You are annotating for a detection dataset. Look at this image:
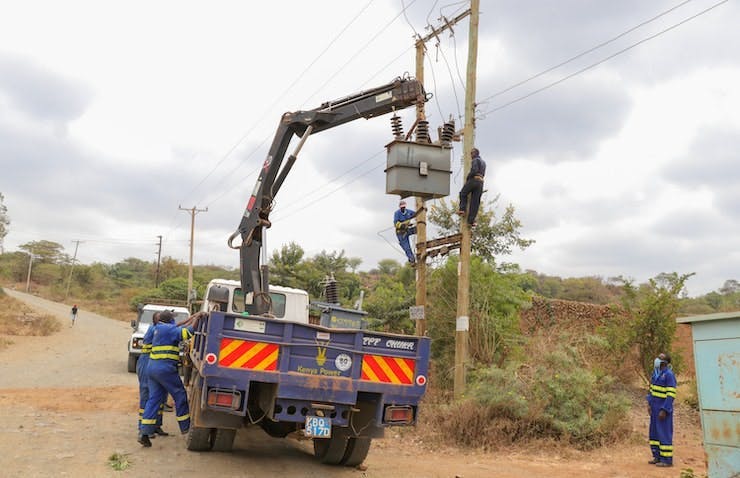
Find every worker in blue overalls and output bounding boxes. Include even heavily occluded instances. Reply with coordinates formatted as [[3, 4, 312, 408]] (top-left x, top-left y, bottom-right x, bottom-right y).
[[647, 352, 676, 467], [137, 312, 168, 438], [138, 310, 204, 447], [394, 199, 418, 266]]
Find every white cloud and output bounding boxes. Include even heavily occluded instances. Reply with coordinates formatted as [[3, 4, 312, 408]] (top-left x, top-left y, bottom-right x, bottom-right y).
[[2, 0, 739, 297]]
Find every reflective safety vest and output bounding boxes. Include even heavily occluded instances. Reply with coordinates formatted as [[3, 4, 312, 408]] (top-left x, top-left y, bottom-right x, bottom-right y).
[[149, 323, 193, 362]]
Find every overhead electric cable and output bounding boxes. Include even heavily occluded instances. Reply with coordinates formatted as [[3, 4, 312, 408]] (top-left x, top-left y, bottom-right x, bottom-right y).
[[300, 0, 418, 108], [478, 0, 729, 117], [479, 0, 697, 104], [272, 159, 386, 221], [176, 0, 377, 205]]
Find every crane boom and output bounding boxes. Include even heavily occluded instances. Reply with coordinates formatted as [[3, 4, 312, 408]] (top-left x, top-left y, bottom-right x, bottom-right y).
[[228, 76, 426, 313]]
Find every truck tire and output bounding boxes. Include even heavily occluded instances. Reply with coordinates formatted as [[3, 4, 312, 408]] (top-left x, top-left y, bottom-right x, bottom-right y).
[[341, 437, 372, 466], [185, 425, 213, 451], [313, 429, 349, 465], [211, 428, 236, 452], [127, 354, 137, 373], [185, 373, 214, 451]]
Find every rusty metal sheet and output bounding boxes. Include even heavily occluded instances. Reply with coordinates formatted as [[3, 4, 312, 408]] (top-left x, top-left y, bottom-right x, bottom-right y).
[[704, 444, 740, 478], [702, 410, 740, 448], [694, 340, 740, 412]]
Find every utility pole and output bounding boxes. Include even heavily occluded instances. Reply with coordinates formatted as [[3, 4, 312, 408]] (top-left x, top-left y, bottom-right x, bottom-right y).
[[179, 205, 208, 308], [25, 253, 34, 293], [414, 9, 471, 337], [65, 240, 83, 300], [454, 0, 480, 399], [155, 235, 163, 287]]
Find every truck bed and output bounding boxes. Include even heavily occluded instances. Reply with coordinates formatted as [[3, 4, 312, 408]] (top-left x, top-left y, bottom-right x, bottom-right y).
[[190, 311, 430, 428]]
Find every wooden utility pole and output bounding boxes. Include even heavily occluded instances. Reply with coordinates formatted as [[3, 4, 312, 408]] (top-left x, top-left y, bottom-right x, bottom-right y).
[[179, 206, 208, 308], [454, 0, 480, 399], [155, 235, 163, 287], [64, 240, 83, 300], [414, 35, 427, 337], [25, 253, 33, 293], [414, 9, 471, 337]]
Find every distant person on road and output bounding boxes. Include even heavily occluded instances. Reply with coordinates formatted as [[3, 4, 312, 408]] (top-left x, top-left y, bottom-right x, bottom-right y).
[[394, 199, 417, 266], [137, 312, 168, 439], [647, 352, 676, 468], [138, 311, 205, 447], [70, 305, 78, 326], [457, 147, 486, 227]]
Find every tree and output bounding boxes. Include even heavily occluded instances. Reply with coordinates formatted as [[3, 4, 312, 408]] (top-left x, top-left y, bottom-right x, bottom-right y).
[[19, 240, 67, 264], [0, 193, 9, 254], [269, 242, 306, 289], [719, 279, 740, 295], [614, 272, 694, 381], [427, 256, 532, 387], [428, 196, 534, 262], [375, 259, 401, 276]]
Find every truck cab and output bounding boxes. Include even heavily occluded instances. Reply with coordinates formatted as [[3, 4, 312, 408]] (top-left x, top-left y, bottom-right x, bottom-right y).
[[201, 279, 309, 324], [127, 303, 190, 373]]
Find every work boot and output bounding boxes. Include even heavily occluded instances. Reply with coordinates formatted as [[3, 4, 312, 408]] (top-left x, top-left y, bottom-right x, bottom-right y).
[[163, 403, 173, 412], [181, 427, 190, 436], [153, 427, 169, 437], [655, 462, 673, 467], [647, 458, 660, 464], [137, 433, 152, 447]]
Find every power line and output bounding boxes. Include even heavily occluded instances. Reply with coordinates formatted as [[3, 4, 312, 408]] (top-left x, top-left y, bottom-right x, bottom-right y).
[[175, 1, 378, 209], [477, 0, 729, 117], [478, 0, 697, 104], [272, 157, 387, 221], [276, 150, 386, 212], [300, 0, 419, 108]]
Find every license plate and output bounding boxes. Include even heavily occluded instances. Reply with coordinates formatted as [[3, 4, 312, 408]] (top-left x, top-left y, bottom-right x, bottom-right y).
[[304, 416, 331, 438]]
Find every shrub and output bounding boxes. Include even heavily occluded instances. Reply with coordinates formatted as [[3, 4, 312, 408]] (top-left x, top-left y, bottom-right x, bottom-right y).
[[436, 342, 631, 450]]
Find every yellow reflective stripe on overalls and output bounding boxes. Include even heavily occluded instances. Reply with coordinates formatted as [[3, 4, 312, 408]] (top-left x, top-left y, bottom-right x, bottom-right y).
[[150, 344, 180, 360], [141, 418, 157, 425], [659, 444, 673, 457], [176, 413, 190, 422]]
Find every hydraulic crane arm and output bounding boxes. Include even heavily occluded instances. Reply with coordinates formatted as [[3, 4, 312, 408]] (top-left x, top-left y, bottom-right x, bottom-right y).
[[228, 76, 426, 313]]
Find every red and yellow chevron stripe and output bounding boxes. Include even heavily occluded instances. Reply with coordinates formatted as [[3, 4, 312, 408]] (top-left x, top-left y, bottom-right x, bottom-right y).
[[361, 354, 415, 385], [218, 338, 278, 371]]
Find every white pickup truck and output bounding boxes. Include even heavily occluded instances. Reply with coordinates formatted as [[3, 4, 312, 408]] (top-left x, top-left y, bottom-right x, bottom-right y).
[[127, 303, 190, 372], [200, 278, 310, 323]]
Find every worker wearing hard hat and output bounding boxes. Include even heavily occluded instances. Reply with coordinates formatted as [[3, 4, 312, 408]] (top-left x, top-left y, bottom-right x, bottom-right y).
[[393, 199, 417, 266]]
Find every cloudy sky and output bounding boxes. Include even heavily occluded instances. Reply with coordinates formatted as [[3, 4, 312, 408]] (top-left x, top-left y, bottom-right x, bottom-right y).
[[1, 0, 738, 297]]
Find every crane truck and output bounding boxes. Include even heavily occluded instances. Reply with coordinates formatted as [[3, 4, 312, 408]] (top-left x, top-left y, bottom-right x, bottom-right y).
[[184, 76, 431, 466]]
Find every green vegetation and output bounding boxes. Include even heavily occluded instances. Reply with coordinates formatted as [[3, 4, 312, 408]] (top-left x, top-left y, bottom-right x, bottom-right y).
[[0, 192, 9, 253], [107, 452, 132, 471], [0, 195, 725, 451]]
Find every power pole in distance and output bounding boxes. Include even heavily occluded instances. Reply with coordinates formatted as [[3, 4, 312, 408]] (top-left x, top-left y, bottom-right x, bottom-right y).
[[179, 206, 208, 308], [65, 240, 83, 300], [454, 0, 480, 399], [155, 235, 163, 287], [414, 9, 471, 337], [25, 253, 34, 293]]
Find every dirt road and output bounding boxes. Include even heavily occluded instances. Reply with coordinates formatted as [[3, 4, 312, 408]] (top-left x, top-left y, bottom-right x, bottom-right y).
[[0, 290, 707, 477]]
